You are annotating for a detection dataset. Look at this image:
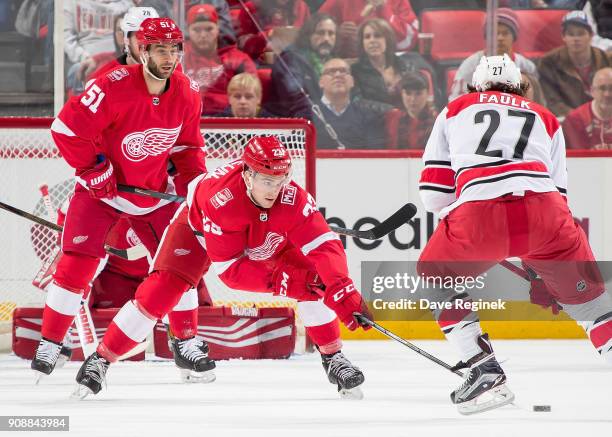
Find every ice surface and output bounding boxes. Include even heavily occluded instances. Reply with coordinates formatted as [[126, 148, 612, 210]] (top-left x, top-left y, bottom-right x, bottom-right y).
[[1, 340, 610, 437]]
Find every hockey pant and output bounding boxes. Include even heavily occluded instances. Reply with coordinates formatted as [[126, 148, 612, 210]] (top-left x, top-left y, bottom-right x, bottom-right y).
[[418, 191, 612, 363]]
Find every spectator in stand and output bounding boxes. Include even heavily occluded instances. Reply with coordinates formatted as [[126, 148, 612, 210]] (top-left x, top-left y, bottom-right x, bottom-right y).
[[185, 0, 237, 47], [183, 3, 257, 115], [395, 71, 437, 149], [215, 73, 276, 117], [449, 8, 539, 102], [314, 58, 389, 149], [79, 7, 160, 85], [76, 14, 126, 86], [539, 10, 611, 118], [562, 67, 612, 149], [64, 0, 132, 93], [585, 1, 612, 53], [319, 0, 419, 57], [238, 0, 311, 61], [266, 13, 337, 118], [351, 18, 436, 109]]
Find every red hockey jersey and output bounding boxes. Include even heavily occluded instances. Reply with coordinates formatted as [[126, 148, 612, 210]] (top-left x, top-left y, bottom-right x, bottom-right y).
[[419, 91, 568, 217], [51, 63, 206, 215], [187, 161, 350, 293]]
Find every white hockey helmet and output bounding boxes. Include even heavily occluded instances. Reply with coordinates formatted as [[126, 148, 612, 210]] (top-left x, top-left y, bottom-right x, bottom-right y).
[[471, 54, 521, 92], [121, 7, 159, 34]]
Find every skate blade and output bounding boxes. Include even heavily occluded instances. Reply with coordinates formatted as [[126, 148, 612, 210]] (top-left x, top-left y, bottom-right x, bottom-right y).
[[338, 386, 364, 400], [33, 370, 47, 385], [179, 368, 216, 384], [70, 384, 95, 400], [55, 355, 70, 369], [457, 384, 515, 415]]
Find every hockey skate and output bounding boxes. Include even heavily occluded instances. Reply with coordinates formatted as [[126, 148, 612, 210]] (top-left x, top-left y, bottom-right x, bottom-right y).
[[31, 338, 63, 383], [56, 345, 72, 368], [322, 351, 365, 400], [450, 333, 515, 415], [73, 352, 110, 399], [171, 336, 216, 383]]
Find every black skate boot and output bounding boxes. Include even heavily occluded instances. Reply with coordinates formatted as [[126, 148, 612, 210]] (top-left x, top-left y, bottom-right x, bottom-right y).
[[73, 352, 110, 399], [450, 333, 515, 415], [31, 338, 62, 383], [171, 336, 216, 383], [321, 351, 365, 400]]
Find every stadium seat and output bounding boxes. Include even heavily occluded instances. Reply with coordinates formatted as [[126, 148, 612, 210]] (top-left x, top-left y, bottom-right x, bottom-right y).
[[514, 9, 568, 59], [419, 10, 485, 62]]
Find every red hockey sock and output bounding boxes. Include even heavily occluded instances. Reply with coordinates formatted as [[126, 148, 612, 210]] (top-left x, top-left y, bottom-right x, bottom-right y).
[[99, 300, 156, 362], [41, 253, 100, 343], [306, 319, 342, 355], [168, 288, 199, 339], [167, 309, 198, 339], [41, 282, 84, 343]]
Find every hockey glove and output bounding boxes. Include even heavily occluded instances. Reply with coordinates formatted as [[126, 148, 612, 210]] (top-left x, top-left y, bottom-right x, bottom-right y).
[[529, 277, 561, 315], [323, 279, 372, 331], [271, 263, 324, 301], [79, 157, 117, 199]]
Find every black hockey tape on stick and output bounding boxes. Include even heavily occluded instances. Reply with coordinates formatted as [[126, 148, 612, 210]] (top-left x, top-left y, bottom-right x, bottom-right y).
[[331, 203, 418, 240], [0, 199, 144, 261], [117, 184, 185, 203], [354, 313, 464, 377]]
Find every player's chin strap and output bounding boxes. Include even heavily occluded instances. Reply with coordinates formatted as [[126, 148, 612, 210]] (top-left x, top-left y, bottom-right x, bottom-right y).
[[140, 52, 166, 82], [243, 171, 266, 209]]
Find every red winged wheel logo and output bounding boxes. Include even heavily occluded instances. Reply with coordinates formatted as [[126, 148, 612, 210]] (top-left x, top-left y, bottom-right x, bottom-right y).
[[121, 125, 182, 162]]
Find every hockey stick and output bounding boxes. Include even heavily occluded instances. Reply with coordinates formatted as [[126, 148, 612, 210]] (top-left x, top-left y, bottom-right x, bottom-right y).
[[0, 200, 147, 261], [330, 203, 417, 240], [354, 313, 464, 377], [117, 184, 185, 203], [118, 184, 419, 241]]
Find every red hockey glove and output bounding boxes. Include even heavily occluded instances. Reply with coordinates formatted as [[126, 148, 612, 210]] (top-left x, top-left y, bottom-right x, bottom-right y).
[[529, 277, 561, 315], [323, 279, 372, 331], [271, 262, 324, 301], [79, 158, 117, 199]]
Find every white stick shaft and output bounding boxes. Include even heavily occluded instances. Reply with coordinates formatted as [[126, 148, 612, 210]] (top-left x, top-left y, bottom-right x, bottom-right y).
[[74, 298, 99, 358]]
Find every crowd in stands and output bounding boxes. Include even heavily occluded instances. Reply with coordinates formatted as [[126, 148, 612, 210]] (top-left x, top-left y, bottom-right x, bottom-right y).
[[1, 0, 611, 149]]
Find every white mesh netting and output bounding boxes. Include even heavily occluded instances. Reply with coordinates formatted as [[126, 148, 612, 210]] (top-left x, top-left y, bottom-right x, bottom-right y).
[[0, 118, 315, 332]]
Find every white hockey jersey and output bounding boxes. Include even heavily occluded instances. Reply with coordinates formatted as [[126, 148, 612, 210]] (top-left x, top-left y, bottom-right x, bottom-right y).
[[419, 91, 567, 217]]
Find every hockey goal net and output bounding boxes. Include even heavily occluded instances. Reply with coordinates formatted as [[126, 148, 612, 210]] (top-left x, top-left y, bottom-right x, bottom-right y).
[[0, 117, 316, 345]]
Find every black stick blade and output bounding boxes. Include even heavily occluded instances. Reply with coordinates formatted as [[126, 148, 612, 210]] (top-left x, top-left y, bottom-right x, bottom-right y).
[[369, 203, 417, 239]]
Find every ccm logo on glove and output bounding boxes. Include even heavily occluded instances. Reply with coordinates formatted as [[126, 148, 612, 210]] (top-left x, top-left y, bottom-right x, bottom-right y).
[[332, 283, 355, 302]]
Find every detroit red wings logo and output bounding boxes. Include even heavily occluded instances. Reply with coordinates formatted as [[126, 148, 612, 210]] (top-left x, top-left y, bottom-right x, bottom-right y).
[[246, 232, 285, 261], [121, 126, 182, 162]]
